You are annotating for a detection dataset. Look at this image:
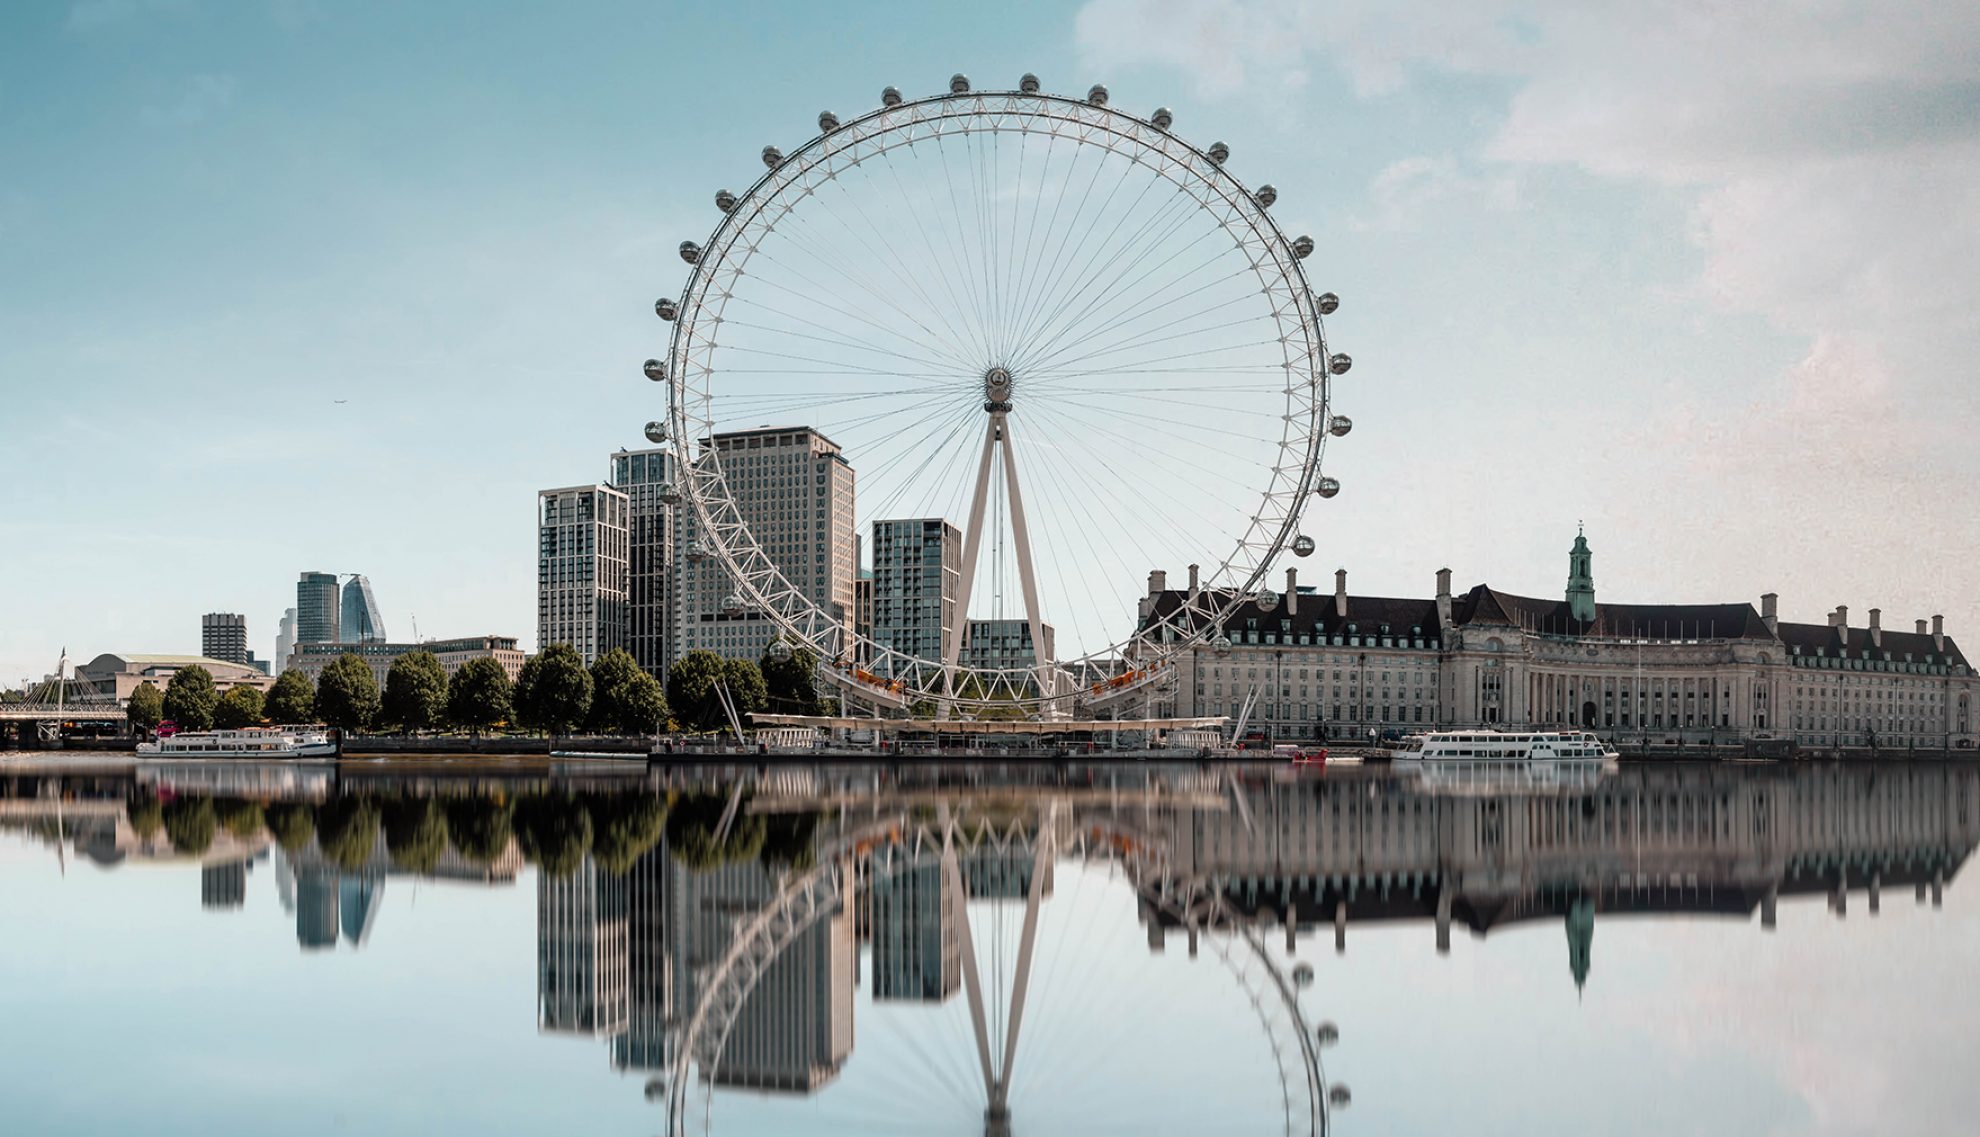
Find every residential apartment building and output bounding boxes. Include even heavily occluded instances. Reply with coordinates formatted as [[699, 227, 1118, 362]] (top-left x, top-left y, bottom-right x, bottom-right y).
[[675, 428, 856, 664], [538, 484, 629, 665], [611, 447, 676, 681], [960, 617, 1055, 677], [869, 518, 959, 675]]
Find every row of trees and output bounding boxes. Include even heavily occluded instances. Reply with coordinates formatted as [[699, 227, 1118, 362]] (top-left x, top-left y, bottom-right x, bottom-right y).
[[127, 640, 827, 736], [124, 786, 822, 879]]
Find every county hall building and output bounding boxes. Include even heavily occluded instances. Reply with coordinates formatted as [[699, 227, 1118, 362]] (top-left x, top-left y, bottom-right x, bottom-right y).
[[1136, 529, 1976, 753]]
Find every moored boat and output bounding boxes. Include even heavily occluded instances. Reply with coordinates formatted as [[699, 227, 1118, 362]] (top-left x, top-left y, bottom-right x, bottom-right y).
[[1388, 729, 1620, 762], [136, 726, 338, 759]]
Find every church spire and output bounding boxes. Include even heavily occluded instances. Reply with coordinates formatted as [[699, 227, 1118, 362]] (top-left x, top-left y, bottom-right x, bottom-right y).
[[1567, 523, 1596, 624]]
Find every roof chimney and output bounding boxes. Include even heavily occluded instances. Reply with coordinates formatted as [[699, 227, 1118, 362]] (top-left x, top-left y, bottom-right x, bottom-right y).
[[1761, 592, 1778, 636], [1285, 568, 1298, 615], [1187, 563, 1200, 601], [1917, 619, 1930, 635], [1869, 608, 1882, 648], [1334, 568, 1348, 619], [1934, 614, 1945, 651], [1436, 568, 1453, 629], [1148, 569, 1167, 597], [1835, 605, 1848, 635]]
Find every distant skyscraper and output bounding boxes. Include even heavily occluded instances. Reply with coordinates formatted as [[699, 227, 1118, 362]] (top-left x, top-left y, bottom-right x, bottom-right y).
[[538, 484, 629, 665], [538, 858, 631, 1036], [869, 849, 960, 1002], [340, 575, 387, 643], [296, 572, 340, 645], [200, 612, 248, 665], [201, 860, 248, 910], [870, 518, 960, 676], [676, 428, 856, 663], [274, 607, 297, 675], [611, 447, 676, 680]]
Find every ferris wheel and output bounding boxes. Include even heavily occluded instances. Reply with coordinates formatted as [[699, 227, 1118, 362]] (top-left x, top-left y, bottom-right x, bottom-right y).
[[646, 74, 1352, 715]]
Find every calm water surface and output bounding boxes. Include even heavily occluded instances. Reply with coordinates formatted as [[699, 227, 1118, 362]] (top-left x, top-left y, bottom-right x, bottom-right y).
[[4, 756, 1978, 1137]]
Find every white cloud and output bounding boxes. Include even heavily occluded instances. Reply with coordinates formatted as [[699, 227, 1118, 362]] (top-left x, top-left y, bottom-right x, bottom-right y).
[[142, 73, 238, 126], [1354, 154, 1516, 231]]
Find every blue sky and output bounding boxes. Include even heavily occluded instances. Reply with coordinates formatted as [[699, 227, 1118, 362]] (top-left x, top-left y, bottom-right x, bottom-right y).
[[3, 0, 1977, 681]]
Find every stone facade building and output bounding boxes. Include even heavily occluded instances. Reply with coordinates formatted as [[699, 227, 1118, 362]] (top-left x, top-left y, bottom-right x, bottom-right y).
[[1137, 529, 1976, 752]]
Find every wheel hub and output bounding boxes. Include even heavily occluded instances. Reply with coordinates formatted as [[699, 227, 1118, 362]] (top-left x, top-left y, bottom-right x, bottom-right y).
[[983, 366, 1013, 412]]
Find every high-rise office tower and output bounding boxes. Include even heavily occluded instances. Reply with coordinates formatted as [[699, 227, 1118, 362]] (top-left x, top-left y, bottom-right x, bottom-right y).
[[538, 858, 631, 1037], [296, 572, 340, 645], [340, 575, 387, 643], [869, 518, 960, 676], [201, 860, 249, 910], [201, 612, 248, 665], [675, 428, 856, 663], [274, 608, 297, 675], [869, 848, 960, 1002], [538, 484, 630, 665], [610, 447, 676, 680]]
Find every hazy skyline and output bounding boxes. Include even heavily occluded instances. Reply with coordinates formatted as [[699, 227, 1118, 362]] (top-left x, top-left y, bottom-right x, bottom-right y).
[[3, 0, 1976, 682]]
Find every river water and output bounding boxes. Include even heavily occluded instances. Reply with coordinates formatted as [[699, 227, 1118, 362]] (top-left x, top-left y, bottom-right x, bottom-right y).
[[3, 756, 1977, 1137]]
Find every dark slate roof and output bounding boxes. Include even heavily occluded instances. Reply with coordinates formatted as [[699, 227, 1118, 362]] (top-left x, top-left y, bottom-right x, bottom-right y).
[[1143, 588, 1443, 639], [1775, 621, 1967, 668], [1451, 585, 1773, 641]]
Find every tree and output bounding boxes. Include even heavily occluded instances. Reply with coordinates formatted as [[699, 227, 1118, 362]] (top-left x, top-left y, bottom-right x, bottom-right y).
[[162, 665, 220, 731], [128, 794, 164, 840], [315, 796, 381, 871], [589, 648, 670, 735], [215, 798, 265, 839], [666, 789, 766, 871], [126, 682, 164, 732], [264, 802, 315, 854], [316, 654, 380, 732], [724, 658, 768, 719], [761, 810, 822, 872], [514, 644, 589, 734], [382, 796, 450, 873], [760, 642, 822, 715], [443, 796, 514, 865], [668, 650, 730, 733], [514, 793, 593, 877], [447, 657, 514, 735], [265, 669, 316, 724], [162, 797, 217, 855], [211, 685, 265, 729], [382, 651, 449, 734], [585, 793, 666, 875]]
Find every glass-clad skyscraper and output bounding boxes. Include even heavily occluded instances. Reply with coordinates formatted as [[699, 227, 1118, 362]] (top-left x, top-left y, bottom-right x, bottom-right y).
[[296, 572, 340, 645], [340, 575, 386, 643]]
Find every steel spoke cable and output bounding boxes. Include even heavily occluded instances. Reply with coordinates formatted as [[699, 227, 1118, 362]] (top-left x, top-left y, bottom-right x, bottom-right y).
[[874, 143, 999, 368], [1026, 396, 1270, 506], [719, 298, 975, 376], [1020, 297, 1272, 382], [1003, 174, 1199, 371], [1001, 163, 1177, 368], [1048, 390, 1289, 447], [995, 134, 1093, 362], [1014, 240, 1257, 376], [814, 154, 988, 361], [856, 401, 984, 525], [1001, 129, 1064, 367], [741, 251, 981, 375], [748, 236, 983, 377], [996, 136, 1118, 367], [934, 133, 996, 366], [1010, 219, 1244, 377]]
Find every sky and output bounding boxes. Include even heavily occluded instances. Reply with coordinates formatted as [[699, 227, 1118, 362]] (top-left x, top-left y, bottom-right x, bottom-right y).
[[3, 0, 1977, 681]]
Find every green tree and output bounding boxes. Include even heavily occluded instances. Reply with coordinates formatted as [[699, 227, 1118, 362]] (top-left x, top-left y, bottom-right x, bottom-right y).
[[315, 655, 380, 732], [760, 811, 823, 872], [126, 681, 164, 731], [589, 648, 669, 735], [668, 651, 728, 733], [382, 796, 450, 873], [585, 793, 667, 875], [514, 793, 593, 877], [724, 658, 768, 717], [128, 794, 164, 840], [760, 641, 822, 715], [162, 796, 217, 855], [215, 798, 265, 839], [447, 657, 514, 735], [443, 796, 514, 865], [315, 796, 381, 871], [665, 789, 766, 871], [264, 802, 315, 854], [211, 685, 265, 729], [162, 665, 220, 731], [264, 669, 316, 723], [514, 644, 590, 734], [382, 651, 449, 734]]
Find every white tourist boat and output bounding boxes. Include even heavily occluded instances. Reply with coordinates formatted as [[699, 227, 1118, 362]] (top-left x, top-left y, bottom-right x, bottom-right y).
[[136, 727, 338, 759], [1388, 729, 1621, 762]]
